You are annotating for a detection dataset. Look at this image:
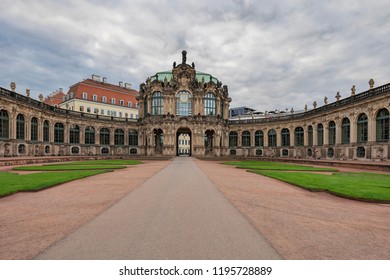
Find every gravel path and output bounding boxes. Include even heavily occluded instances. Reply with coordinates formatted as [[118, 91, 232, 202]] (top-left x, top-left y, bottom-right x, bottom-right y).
[[1, 158, 389, 259], [35, 157, 280, 260], [0, 160, 170, 259], [195, 160, 390, 259]]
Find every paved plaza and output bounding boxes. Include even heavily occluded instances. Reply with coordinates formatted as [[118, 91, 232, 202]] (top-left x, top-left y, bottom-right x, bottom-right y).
[[1, 158, 390, 259]]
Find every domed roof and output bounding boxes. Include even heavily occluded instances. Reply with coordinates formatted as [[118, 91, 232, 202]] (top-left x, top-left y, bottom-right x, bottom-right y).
[[149, 70, 219, 84]]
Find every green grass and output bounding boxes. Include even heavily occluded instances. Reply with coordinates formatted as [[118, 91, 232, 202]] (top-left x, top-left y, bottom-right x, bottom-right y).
[[252, 170, 390, 203], [2, 159, 142, 197], [13, 165, 127, 171], [59, 159, 142, 165], [223, 160, 337, 172], [0, 170, 110, 197]]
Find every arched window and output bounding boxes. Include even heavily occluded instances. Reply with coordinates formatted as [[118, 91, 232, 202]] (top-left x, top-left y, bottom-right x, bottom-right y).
[[92, 94, 97, 101], [357, 113, 368, 143], [308, 125, 313, 146], [100, 128, 110, 145], [242, 131, 251, 147], [255, 130, 264, 147], [111, 98, 116, 104], [176, 91, 192, 116], [82, 92, 88, 99], [0, 110, 9, 139], [341, 118, 350, 144], [317, 124, 323, 146], [229, 131, 238, 148], [376, 108, 389, 142], [128, 130, 138, 146], [119, 100, 124, 106], [102, 96, 107, 103], [294, 127, 304, 146], [16, 114, 25, 140], [128, 101, 132, 108], [328, 121, 336, 145], [69, 125, 80, 144], [281, 128, 290, 146], [31, 117, 38, 142], [204, 93, 216, 115], [268, 129, 277, 147], [54, 122, 64, 143], [43, 120, 49, 142], [152, 92, 163, 115], [114, 129, 124, 145], [85, 126, 95, 145]]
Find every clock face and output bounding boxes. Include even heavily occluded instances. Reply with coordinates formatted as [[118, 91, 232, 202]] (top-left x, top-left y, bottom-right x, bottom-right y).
[[180, 93, 188, 103]]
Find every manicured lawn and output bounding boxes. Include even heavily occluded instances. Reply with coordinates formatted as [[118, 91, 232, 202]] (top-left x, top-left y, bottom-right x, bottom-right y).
[[252, 170, 390, 203], [223, 161, 337, 172], [13, 165, 127, 171], [59, 159, 142, 165], [0, 170, 110, 197], [1, 159, 143, 197]]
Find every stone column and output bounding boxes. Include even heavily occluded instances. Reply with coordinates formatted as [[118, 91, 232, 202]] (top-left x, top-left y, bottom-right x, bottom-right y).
[[290, 127, 295, 147], [350, 119, 357, 144], [216, 97, 221, 116], [304, 127, 309, 146], [80, 124, 85, 144], [9, 114, 16, 140], [323, 124, 329, 145], [110, 127, 115, 146], [313, 126, 318, 146], [276, 128, 281, 147], [95, 127, 100, 145], [264, 129, 269, 147], [368, 115, 376, 143], [64, 122, 70, 144], [335, 121, 342, 144], [25, 117, 31, 141]]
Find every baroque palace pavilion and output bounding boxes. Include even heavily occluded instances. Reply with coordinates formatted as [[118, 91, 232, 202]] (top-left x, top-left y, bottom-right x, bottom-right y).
[[0, 51, 389, 161]]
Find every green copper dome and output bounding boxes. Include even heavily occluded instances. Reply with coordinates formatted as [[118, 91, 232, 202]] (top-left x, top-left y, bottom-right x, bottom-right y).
[[150, 71, 219, 84]]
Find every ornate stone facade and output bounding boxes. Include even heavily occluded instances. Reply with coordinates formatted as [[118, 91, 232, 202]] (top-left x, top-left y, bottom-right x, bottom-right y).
[[0, 51, 389, 161]]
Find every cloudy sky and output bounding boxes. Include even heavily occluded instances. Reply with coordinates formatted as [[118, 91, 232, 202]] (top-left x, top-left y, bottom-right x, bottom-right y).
[[1, 0, 389, 111]]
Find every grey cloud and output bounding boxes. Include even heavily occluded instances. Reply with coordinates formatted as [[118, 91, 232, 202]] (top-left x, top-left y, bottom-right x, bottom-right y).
[[0, 0, 389, 111]]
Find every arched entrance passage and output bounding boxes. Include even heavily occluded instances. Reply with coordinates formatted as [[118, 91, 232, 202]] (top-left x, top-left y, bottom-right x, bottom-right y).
[[177, 127, 191, 156]]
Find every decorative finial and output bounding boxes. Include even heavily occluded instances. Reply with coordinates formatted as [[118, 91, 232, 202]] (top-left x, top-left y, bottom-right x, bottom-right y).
[[304, 104, 308, 112], [313, 101, 317, 109], [10, 82, 16, 91], [182, 50, 187, 64], [38, 94, 44, 102], [324, 96, 328, 105], [26, 89, 30, 97], [369, 78, 374, 89]]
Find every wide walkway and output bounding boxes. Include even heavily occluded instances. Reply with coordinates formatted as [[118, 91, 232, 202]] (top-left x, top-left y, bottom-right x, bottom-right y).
[[35, 157, 281, 259]]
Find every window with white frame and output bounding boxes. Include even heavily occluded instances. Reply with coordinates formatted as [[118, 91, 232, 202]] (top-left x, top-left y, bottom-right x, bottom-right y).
[[82, 92, 88, 99], [128, 101, 132, 107], [120, 100, 124, 106], [102, 96, 107, 103], [92, 94, 97, 101], [111, 98, 116, 104]]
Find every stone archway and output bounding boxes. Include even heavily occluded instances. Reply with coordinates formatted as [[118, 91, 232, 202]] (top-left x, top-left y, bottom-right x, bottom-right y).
[[176, 127, 192, 156]]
